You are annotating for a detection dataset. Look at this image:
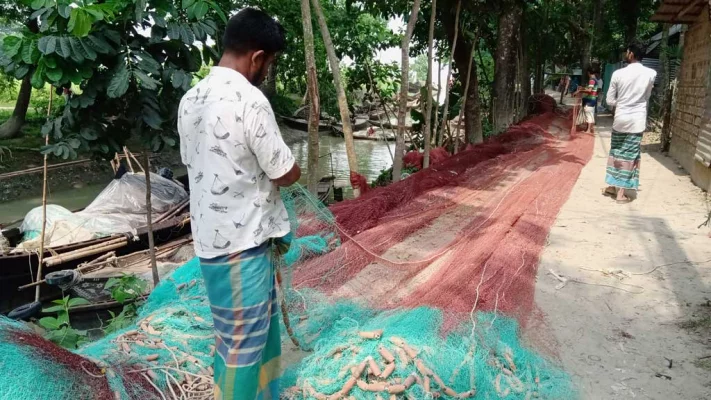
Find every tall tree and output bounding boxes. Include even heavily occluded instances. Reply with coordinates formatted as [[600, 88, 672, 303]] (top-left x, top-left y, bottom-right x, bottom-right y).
[[392, 0, 422, 182], [422, 0, 437, 168], [492, 0, 523, 134], [0, 2, 35, 140], [437, 0, 461, 146], [301, 0, 320, 195], [310, 0, 361, 197]]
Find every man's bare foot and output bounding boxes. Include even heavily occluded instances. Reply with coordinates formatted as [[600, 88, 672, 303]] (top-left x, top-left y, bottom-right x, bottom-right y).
[[616, 195, 632, 204], [616, 189, 631, 204]]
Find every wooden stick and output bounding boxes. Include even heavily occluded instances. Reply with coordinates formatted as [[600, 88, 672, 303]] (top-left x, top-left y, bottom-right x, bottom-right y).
[[18, 251, 116, 290], [44, 237, 127, 267], [124, 146, 135, 173], [129, 149, 145, 173], [35, 86, 54, 302], [142, 154, 160, 286], [0, 159, 92, 180], [276, 269, 303, 349]]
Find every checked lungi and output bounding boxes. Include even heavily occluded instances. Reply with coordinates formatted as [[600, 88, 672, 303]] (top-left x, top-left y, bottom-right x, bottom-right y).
[[199, 241, 281, 400], [606, 131, 643, 190]]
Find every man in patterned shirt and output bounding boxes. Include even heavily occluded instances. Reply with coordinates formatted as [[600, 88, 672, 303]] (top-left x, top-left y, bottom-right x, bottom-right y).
[[178, 8, 300, 399]]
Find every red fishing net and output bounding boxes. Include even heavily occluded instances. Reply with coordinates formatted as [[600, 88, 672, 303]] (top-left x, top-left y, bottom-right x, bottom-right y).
[[294, 111, 593, 329]]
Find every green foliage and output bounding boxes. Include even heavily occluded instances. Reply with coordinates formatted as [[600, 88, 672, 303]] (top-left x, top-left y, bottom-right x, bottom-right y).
[[372, 165, 418, 188], [412, 53, 429, 83], [105, 274, 148, 304], [0, 0, 225, 159], [270, 92, 299, 117], [38, 296, 89, 349], [102, 274, 148, 335]]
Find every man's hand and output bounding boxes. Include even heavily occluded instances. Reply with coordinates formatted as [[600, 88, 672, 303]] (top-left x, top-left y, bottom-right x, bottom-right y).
[[272, 163, 301, 187]]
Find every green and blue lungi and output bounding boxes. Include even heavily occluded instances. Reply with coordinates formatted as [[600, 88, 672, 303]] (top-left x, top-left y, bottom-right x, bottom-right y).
[[199, 241, 281, 400], [606, 131, 642, 190]]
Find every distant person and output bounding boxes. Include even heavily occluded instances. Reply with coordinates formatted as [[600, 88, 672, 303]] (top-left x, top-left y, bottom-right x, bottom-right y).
[[604, 43, 656, 203], [559, 75, 570, 104], [575, 67, 599, 134], [595, 70, 604, 112], [178, 8, 301, 399]]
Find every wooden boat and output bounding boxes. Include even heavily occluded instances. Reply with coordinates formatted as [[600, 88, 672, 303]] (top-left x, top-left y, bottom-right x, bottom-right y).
[[332, 126, 398, 142], [0, 205, 191, 314], [332, 117, 370, 132], [281, 116, 332, 133]]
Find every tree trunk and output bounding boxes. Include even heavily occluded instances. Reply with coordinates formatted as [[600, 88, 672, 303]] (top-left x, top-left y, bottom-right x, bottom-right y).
[[456, 42, 481, 144], [661, 83, 674, 153], [659, 23, 672, 152], [302, 0, 320, 196], [492, 1, 523, 134], [393, 0, 422, 182], [619, 0, 640, 44], [310, 0, 361, 197], [0, 73, 32, 140], [658, 23, 670, 115], [143, 153, 159, 285], [518, 33, 531, 122], [437, 0, 462, 147], [433, 59, 442, 146], [422, 0, 437, 169]]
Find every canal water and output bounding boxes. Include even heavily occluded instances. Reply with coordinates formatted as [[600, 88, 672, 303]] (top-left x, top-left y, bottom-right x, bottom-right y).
[[0, 128, 394, 224]]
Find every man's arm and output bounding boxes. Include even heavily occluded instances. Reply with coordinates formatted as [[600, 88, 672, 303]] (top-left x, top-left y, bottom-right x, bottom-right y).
[[272, 163, 301, 187], [606, 74, 618, 109], [244, 98, 300, 187]]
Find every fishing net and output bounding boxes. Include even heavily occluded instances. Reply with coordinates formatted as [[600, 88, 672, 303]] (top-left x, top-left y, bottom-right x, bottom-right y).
[[276, 111, 593, 398], [0, 111, 592, 399]]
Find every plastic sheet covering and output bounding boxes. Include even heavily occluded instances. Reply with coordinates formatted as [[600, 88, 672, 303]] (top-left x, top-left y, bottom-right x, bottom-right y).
[[18, 173, 187, 248]]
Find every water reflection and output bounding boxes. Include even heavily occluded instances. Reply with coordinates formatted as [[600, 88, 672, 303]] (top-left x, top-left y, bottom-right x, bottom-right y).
[[0, 128, 394, 224], [289, 133, 394, 187]]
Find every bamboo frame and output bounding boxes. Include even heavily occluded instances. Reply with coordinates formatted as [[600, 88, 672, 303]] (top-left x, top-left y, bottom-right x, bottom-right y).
[[35, 87, 53, 302], [44, 237, 128, 267]]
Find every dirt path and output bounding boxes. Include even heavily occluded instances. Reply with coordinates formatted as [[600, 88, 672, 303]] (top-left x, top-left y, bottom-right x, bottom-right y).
[[534, 112, 711, 399]]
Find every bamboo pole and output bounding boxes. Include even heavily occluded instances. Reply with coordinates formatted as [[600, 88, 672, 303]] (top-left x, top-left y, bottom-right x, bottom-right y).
[[310, 0, 361, 197], [454, 43, 477, 152], [423, 0, 437, 168], [0, 159, 92, 180], [44, 237, 128, 267], [35, 87, 53, 302], [124, 146, 135, 173], [129, 149, 145, 173], [144, 153, 160, 285], [392, 0, 422, 182], [438, 0, 462, 147]]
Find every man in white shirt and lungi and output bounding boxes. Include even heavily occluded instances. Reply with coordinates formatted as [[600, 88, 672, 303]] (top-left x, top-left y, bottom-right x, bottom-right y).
[[604, 43, 657, 203], [178, 8, 301, 399]]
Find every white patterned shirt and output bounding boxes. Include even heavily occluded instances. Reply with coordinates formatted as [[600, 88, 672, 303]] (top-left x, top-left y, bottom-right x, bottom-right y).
[[178, 67, 295, 258]]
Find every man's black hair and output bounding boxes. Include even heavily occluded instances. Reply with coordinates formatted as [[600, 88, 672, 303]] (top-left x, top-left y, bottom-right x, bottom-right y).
[[222, 8, 286, 56], [627, 42, 645, 61]]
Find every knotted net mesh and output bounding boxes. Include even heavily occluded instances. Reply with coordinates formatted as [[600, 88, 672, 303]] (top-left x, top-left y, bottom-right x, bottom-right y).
[[0, 111, 592, 399]]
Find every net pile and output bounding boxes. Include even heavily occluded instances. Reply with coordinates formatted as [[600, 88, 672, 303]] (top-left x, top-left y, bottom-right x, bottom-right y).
[[279, 111, 593, 398], [0, 111, 591, 399]]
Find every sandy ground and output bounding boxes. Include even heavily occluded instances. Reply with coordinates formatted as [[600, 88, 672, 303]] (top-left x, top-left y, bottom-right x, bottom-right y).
[[534, 104, 711, 398]]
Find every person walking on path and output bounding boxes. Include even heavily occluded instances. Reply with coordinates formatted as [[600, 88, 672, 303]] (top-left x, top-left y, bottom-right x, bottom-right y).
[[604, 43, 656, 203], [178, 8, 301, 399], [576, 67, 600, 134]]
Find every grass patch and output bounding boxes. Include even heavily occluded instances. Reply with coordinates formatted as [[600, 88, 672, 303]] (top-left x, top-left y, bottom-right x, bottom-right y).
[[0, 109, 46, 149], [695, 357, 711, 371], [678, 316, 711, 331]]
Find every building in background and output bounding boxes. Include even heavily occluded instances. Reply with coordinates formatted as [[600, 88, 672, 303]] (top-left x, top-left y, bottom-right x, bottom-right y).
[[652, 1, 711, 192]]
